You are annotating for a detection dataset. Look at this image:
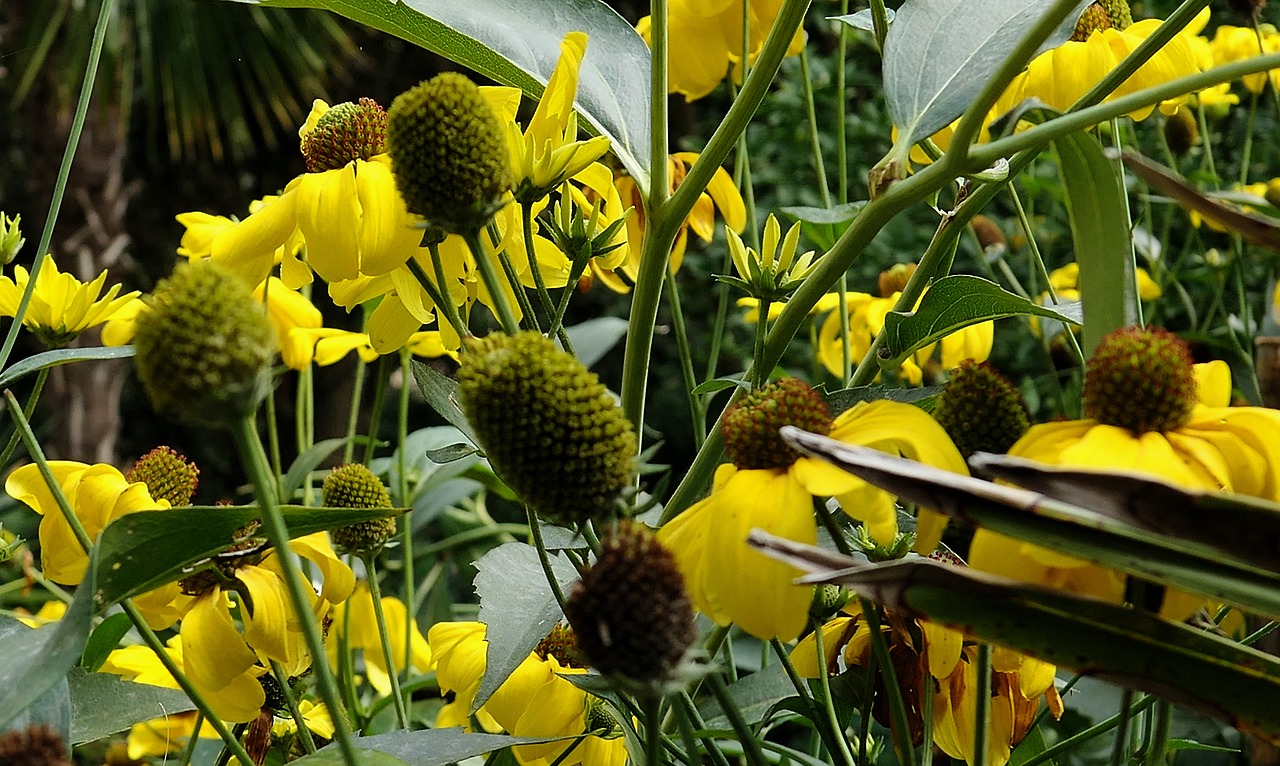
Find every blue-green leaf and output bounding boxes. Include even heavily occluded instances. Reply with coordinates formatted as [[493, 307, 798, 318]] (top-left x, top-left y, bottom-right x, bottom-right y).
[[0, 346, 134, 388], [224, 0, 651, 190], [68, 667, 196, 745], [300, 729, 565, 766], [1055, 131, 1134, 354], [879, 275, 1076, 367]]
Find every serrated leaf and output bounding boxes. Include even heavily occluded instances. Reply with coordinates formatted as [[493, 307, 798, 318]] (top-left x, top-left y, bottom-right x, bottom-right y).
[[0, 345, 135, 389], [473, 542, 578, 713], [831, 9, 894, 32], [67, 667, 196, 744], [411, 361, 477, 446], [80, 612, 133, 672], [747, 532, 1280, 742], [778, 430, 1280, 620], [885, 0, 1089, 148], [281, 437, 357, 499], [0, 563, 94, 729], [1055, 131, 1134, 354], [425, 443, 480, 464], [94, 505, 401, 607], [880, 275, 1076, 367], [565, 317, 628, 369], [302, 729, 567, 766], [225, 0, 651, 190]]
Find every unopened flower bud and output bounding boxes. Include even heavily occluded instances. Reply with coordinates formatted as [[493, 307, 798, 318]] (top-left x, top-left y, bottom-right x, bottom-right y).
[[0, 212, 24, 266]]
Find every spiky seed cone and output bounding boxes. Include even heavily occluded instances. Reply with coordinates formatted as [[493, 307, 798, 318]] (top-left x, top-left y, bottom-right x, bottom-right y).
[[126, 446, 199, 506], [1097, 0, 1131, 29], [324, 463, 396, 555], [1083, 327, 1197, 433], [133, 261, 274, 427], [723, 378, 832, 470], [1071, 3, 1113, 40], [932, 360, 1030, 458], [258, 672, 289, 712], [1164, 108, 1199, 158], [877, 263, 917, 298], [386, 72, 512, 235], [564, 522, 697, 682], [302, 98, 387, 173], [0, 725, 71, 766], [536, 623, 587, 668], [457, 331, 637, 527]]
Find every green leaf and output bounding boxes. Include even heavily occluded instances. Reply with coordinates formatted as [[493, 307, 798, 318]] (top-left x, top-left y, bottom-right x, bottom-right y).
[[879, 276, 1077, 367], [696, 663, 794, 729], [303, 728, 566, 766], [289, 748, 410, 766], [565, 317, 628, 369], [281, 437, 357, 499], [425, 443, 480, 464], [93, 504, 400, 607], [884, 0, 1088, 148], [80, 612, 133, 672], [0, 563, 94, 729], [1165, 739, 1239, 753], [1055, 131, 1134, 355], [824, 384, 942, 417], [780, 202, 866, 251], [411, 361, 477, 445], [691, 376, 750, 395], [1009, 725, 1055, 766], [777, 432, 1280, 620], [226, 0, 651, 190], [748, 533, 1280, 742], [472, 542, 578, 713], [3, 677, 71, 746], [0, 345, 134, 388], [831, 9, 894, 32], [67, 667, 196, 745]]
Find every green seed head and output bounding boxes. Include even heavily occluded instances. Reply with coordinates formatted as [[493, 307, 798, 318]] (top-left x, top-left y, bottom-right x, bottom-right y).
[[1071, 3, 1114, 40], [301, 98, 388, 173], [565, 522, 697, 682], [323, 463, 396, 555], [932, 360, 1031, 458], [1098, 0, 1132, 29], [125, 446, 199, 506], [722, 378, 833, 470], [386, 72, 512, 235], [133, 261, 274, 427], [458, 332, 637, 527], [1083, 327, 1198, 433]]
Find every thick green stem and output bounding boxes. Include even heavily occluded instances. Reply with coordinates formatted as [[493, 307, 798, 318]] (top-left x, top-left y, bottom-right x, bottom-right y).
[[707, 673, 770, 766], [621, 0, 812, 431], [859, 599, 914, 765], [231, 416, 361, 765], [396, 349, 415, 675], [973, 644, 992, 766], [363, 553, 411, 730], [643, 694, 663, 766]]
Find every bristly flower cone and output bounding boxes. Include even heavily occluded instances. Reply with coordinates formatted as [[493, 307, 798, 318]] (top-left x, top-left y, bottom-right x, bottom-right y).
[[457, 331, 636, 527], [323, 463, 396, 554], [564, 522, 696, 682], [302, 97, 387, 172], [126, 446, 199, 506], [1083, 327, 1198, 434], [723, 378, 832, 470], [932, 360, 1030, 457]]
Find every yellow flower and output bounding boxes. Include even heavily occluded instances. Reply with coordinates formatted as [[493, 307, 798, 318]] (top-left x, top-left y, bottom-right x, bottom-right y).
[[178, 202, 311, 290], [969, 343, 1280, 621], [209, 98, 423, 285], [815, 289, 994, 385], [272, 699, 336, 740], [100, 636, 222, 758], [509, 32, 611, 201], [282, 326, 454, 370], [1033, 262, 1160, 337], [637, 0, 806, 101], [15, 600, 67, 628], [179, 532, 353, 721], [427, 621, 627, 766], [1006, 6, 1204, 121], [793, 601, 1060, 766], [593, 153, 745, 293], [1209, 24, 1280, 94], [6, 461, 169, 584], [328, 582, 432, 696], [0, 259, 143, 348], [658, 381, 967, 641]]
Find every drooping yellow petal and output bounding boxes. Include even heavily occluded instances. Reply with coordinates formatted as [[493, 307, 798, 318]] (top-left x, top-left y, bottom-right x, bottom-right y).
[[182, 591, 262, 721], [296, 167, 362, 282], [353, 157, 423, 276], [237, 565, 291, 662]]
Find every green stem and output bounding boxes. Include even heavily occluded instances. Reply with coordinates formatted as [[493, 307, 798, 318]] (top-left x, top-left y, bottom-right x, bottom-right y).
[[973, 644, 992, 766], [264, 377, 284, 498], [521, 202, 556, 330], [417, 523, 528, 556], [621, 0, 811, 431], [177, 712, 204, 766], [867, 0, 890, 53], [363, 355, 391, 466], [396, 349, 415, 677], [3, 392, 256, 765], [675, 692, 734, 766], [707, 673, 770, 766], [271, 659, 318, 754], [343, 311, 370, 465], [921, 669, 935, 766], [408, 254, 468, 342], [836, 0, 850, 205], [526, 506, 568, 613], [752, 299, 772, 388], [1239, 89, 1259, 186], [0, 0, 114, 371], [465, 230, 521, 334], [643, 694, 663, 766], [0, 367, 48, 469], [812, 620, 857, 766], [800, 48, 832, 208], [363, 554, 411, 730], [1144, 700, 1173, 766], [231, 416, 361, 765], [1110, 690, 1139, 766], [859, 599, 914, 764], [664, 264, 706, 444]]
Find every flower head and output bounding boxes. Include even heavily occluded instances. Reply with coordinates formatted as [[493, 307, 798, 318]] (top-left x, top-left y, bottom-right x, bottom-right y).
[[932, 361, 1030, 458], [969, 328, 1280, 620], [0, 212, 24, 266], [328, 583, 432, 696], [720, 214, 816, 303], [0, 259, 142, 348], [125, 447, 200, 507], [323, 463, 397, 555], [658, 379, 967, 640]]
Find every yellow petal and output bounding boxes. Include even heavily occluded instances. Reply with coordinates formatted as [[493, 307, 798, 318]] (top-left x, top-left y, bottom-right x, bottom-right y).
[[182, 591, 258, 697], [297, 168, 362, 282], [237, 566, 291, 662]]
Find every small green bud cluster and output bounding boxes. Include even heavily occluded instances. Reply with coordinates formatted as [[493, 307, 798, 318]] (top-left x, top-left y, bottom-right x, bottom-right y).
[[0, 212, 24, 266]]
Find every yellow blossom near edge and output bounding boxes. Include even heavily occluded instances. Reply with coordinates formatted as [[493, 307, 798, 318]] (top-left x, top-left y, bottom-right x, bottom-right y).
[[0, 259, 143, 348]]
